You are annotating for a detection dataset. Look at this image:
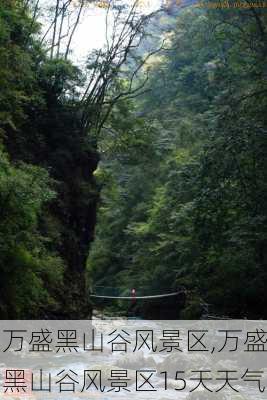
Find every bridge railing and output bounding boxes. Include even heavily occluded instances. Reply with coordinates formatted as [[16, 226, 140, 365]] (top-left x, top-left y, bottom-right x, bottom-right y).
[[90, 286, 186, 300]]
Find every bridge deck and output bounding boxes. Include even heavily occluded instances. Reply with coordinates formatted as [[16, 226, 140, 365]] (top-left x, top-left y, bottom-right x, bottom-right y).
[[90, 291, 183, 300]]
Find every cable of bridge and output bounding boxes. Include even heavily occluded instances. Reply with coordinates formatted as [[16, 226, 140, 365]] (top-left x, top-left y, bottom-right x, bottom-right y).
[[90, 291, 184, 300]]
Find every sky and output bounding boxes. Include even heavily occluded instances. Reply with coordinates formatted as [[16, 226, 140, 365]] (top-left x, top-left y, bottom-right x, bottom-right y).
[[40, 0, 163, 64]]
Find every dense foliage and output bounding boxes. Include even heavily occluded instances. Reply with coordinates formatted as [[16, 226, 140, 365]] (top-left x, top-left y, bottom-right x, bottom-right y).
[[1, 0, 266, 319], [88, 4, 267, 319], [0, 0, 99, 318]]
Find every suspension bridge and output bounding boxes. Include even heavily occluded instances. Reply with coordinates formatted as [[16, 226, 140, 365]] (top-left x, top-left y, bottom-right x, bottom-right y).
[[90, 286, 185, 300], [90, 287, 234, 320]]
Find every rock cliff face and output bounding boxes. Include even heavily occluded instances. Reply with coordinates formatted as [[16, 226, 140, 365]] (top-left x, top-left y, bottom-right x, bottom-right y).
[[38, 105, 100, 319], [51, 131, 100, 319], [5, 93, 100, 318]]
